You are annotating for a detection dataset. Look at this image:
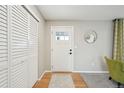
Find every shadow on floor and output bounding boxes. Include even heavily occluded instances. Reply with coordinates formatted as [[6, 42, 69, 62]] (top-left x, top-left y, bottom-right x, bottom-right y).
[[80, 73, 124, 88]]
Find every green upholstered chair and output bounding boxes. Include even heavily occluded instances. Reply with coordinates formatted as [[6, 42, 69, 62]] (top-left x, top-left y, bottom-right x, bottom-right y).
[[105, 56, 124, 88]]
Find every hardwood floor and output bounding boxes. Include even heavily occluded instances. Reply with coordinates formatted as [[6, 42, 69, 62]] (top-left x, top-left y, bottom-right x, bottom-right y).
[[33, 72, 52, 88], [33, 72, 87, 88], [71, 73, 87, 88]]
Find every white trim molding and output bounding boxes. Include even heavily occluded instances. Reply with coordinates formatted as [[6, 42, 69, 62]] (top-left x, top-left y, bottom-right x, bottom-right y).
[[73, 71, 109, 73], [38, 70, 108, 80], [38, 70, 51, 80], [23, 5, 40, 22]]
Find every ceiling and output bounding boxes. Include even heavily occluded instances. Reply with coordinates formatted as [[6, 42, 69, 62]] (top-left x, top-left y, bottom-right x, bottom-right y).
[[37, 5, 124, 21]]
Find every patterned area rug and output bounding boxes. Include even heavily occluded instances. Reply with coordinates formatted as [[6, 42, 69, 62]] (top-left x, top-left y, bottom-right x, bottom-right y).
[[48, 73, 74, 88]]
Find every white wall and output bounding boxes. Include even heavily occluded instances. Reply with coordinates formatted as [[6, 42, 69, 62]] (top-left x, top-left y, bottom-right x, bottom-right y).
[[26, 6, 46, 77], [46, 21, 113, 72]]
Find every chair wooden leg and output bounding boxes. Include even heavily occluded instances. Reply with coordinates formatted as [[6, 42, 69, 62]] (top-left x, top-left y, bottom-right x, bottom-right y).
[[117, 82, 121, 88], [109, 76, 112, 80]]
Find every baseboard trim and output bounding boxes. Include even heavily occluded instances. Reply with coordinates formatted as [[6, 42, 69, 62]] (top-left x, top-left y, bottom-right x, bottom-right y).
[[73, 71, 109, 73], [38, 70, 109, 80], [38, 70, 51, 80], [38, 71, 45, 80]]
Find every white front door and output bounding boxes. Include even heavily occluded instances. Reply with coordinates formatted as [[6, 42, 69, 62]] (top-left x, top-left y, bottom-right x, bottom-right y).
[[51, 26, 74, 72]]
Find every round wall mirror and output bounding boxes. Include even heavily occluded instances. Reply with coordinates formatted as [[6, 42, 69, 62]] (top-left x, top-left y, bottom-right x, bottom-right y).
[[84, 31, 97, 44]]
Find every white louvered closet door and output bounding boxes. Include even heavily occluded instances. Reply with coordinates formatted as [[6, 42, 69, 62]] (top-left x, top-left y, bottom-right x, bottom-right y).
[[0, 5, 9, 88], [28, 15, 38, 87], [10, 6, 28, 88]]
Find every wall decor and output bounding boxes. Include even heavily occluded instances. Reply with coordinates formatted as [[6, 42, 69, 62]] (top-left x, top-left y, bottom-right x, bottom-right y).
[[84, 31, 97, 44]]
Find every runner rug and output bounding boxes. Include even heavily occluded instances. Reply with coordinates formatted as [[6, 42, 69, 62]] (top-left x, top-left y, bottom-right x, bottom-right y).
[[48, 73, 74, 88]]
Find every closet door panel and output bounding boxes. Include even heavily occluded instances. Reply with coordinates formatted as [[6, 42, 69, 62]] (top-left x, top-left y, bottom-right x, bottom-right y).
[[10, 60, 27, 87], [28, 15, 38, 87], [0, 5, 39, 88], [0, 5, 8, 88], [10, 6, 28, 88], [0, 68, 8, 87]]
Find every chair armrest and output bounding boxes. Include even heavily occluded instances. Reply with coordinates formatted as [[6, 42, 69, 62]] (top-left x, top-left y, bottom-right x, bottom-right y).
[[104, 56, 124, 72]]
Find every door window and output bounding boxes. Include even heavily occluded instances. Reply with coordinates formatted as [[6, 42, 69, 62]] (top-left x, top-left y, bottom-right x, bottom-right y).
[[56, 32, 69, 40]]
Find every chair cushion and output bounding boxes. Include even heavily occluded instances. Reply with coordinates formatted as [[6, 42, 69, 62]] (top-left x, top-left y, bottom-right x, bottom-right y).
[[122, 63, 124, 72]]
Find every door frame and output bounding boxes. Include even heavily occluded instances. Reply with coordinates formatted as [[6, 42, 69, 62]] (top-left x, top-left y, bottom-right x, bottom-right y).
[[51, 26, 74, 72]]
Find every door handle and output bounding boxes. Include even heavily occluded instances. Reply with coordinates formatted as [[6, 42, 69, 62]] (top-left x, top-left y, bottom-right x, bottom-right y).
[[70, 49, 72, 51], [69, 52, 72, 55]]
